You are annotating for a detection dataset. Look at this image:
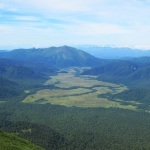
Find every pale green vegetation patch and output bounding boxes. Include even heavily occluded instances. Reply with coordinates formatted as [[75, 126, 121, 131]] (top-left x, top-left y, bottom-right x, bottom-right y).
[[21, 129, 32, 133], [23, 68, 136, 110], [0, 101, 6, 103], [24, 90, 30, 94]]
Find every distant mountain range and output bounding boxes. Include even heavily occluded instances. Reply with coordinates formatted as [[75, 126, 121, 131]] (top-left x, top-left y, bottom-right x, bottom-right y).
[[76, 45, 150, 59], [1, 45, 150, 87], [0, 46, 102, 68], [1, 45, 150, 84]]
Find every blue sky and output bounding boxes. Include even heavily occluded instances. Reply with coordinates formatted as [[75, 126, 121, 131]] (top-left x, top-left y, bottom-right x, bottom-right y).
[[0, 0, 150, 50]]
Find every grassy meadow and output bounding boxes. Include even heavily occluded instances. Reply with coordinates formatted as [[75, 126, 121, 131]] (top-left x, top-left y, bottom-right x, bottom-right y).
[[23, 68, 136, 109]]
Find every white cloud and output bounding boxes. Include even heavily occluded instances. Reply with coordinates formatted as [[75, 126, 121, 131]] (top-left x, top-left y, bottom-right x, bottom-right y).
[[15, 16, 39, 21], [8, 0, 102, 13], [0, 0, 150, 49], [0, 3, 4, 9], [0, 1, 17, 12], [62, 22, 130, 36]]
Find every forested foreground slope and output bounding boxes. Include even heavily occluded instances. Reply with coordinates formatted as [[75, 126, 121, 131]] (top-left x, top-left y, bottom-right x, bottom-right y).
[[1, 103, 150, 150], [0, 130, 44, 150]]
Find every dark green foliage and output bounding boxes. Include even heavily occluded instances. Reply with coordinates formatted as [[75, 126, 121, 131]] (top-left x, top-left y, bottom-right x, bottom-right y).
[[113, 88, 150, 104], [1, 103, 150, 150], [0, 75, 41, 102], [0, 77, 22, 100], [2, 122, 66, 150], [0, 130, 43, 150]]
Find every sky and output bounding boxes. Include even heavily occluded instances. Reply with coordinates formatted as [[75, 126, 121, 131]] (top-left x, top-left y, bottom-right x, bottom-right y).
[[0, 0, 150, 50]]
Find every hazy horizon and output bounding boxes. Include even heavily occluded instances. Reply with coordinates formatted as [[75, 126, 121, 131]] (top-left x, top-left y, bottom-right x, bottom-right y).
[[1, 44, 150, 51]]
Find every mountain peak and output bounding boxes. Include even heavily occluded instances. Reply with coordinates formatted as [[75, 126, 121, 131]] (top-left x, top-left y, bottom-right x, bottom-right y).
[[0, 46, 102, 68]]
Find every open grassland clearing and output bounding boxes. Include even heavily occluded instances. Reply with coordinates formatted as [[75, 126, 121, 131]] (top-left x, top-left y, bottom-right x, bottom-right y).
[[23, 68, 136, 109]]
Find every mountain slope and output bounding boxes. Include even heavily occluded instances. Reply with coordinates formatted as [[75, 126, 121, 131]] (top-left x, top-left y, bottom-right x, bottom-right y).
[[0, 130, 43, 150], [0, 77, 21, 100], [82, 59, 150, 104], [126, 56, 150, 65], [0, 59, 42, 80], [0, 46, 102, 68], [82, 60, 150, 87], [82, 60, 138, 76], [0, 58, 52, 102]]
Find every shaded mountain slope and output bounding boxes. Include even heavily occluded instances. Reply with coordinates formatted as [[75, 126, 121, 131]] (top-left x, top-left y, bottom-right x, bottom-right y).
[[82, 60, 138, 76], [0, 46, 102, 68], [82, 59, 150, 104], [0, 58, 53, 102], [0, 77, 21, 100], [0, 58, 43, 80], [82, 60, 150, 86], [126, 56, 150, 65]]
